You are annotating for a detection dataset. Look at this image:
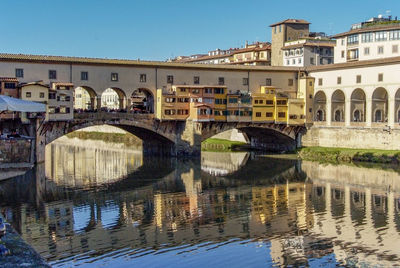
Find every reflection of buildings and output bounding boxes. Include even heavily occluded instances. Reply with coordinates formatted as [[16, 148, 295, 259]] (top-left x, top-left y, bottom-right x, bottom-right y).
[[303, 161, 400, 266], [45, 136, 143, 187], [2, 157, 400, 266]]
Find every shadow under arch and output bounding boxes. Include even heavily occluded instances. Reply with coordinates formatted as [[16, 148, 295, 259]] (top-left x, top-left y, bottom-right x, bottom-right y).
[[314, 90, 327, 121], [331, 89, 345, 122], [131, 88, 154, 113], [372, 87, 388, 123], [351, 88, 366, 122]]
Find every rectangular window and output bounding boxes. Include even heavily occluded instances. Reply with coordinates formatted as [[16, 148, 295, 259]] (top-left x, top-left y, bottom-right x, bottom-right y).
[[378, 46, 384, 54], [337, 77, 341, 84], [266, 100, 274, 105], [288, 79, 293, 86], [347, 34, 359, 45], [378, 73, 383, 82], [4, 83, 16, 89], [242, 77, 249, 86], [39, 92, 45, 98], [167, 75, 173, 84], [81, 71, 88, 81], [361, 32, 373, 43], [255, 112, 261, 117], [389, 30, 400, 40], [204, 88, 212, 94], [140, 74, 146, 82], [49, 70, 57, 79], [375, 31, 387, 41], [318, 78, 323, 86], [364, 47, 370, 55], [266, 112, 273, 117], [298, 58, 302, 64], [310, 57, 315, 65], [278, 112, 286, 118], [266, 78, 272, 86], [26, 92, 31, 98], [194, 76, 200, 84], [214, 88, 224, 94], [393, 45, 398, 54], [111, 73, 118, 81], [15, 68, 24, 78], [49, 92, 56, 99], [218, 77, 224, 85], [66, 107, 70, 113], [228, 98, 238, 104], [356, 75, 361, 83], [341, 39, 345, 46], [341, 50, 345, 58]]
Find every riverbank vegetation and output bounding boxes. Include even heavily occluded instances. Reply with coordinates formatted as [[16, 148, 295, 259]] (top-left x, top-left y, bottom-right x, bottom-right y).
[[298, 146, 400, 164], [66, 131, 142, 146]]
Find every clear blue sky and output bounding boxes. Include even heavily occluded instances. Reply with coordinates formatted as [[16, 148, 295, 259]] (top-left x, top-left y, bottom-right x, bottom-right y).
[[1, 0, 399, 61]]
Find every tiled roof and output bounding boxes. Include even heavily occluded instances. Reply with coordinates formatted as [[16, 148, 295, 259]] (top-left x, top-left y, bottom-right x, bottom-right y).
[[52, 82, 74, 87], [0, 77, 18, 82], [307, 56, 400, 72], [282, 41, 336, 50], [270, 19, 310, 27], [333, 23, 400, 38], [0, 53, 298, 72]]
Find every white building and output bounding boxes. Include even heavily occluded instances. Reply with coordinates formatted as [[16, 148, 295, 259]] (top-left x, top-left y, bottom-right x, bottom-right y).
[[283, 39, 335, 67], [334, 16, 400, 63], [101, 88, 120, 110]]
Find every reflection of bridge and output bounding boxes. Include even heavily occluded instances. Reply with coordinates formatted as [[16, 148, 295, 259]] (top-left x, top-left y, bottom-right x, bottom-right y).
[[37, 112, 305, 161], [2, 157, 400, 265]]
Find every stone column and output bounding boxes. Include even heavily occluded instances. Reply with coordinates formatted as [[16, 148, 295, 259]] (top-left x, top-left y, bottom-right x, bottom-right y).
[[326, 97, 332, 126], [96, 96, 102, 110], [345, 99, 351, 127], [366, 97, 372, 127], [119, 98, 125, 110], [388, 96, 395, 128], [90, 97, 96, 110]]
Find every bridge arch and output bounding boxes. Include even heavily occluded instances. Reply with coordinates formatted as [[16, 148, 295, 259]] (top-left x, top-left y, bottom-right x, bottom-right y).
[[74, 86, 98, 110], [351, 88, 366, 122], [100, 87, 127, 110], [313, 91, 326, 121], [130, 88, 154, 113], [42, 116, 178, 156], [331, 89, 345, 122], [372, 87, 388, 123], [200, 122, 304, 152]]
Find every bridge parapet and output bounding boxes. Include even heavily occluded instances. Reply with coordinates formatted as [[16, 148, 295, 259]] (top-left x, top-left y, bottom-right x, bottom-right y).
[[74, 112, 154, 121]]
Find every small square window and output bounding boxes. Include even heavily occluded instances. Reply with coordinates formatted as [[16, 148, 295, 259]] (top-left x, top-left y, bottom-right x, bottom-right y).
[[218, 77, 224, 85], [356, 75, 362, 83], [243, 77, 249, 86], [393, 45, 398, 53], [140, 74, 146, 83], [15, 68, 24, 78], [167, 75, 173, 84], [111, 73, 118, 81], [337, 77, 342, 84], [378, 73, 383, 82], [364, 47, 370, 55], [49, 70, 57, 79], [378, 46, 384, 54], [288, 79, 293, 86], [26, 92, 31, 98], [81, 71, 88, 81], [194, 76, 200, 84], [40, 92, 45, 98], [266, 78, 272, 86]]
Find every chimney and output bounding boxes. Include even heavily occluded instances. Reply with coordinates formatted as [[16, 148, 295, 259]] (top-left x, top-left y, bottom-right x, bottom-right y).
[[245, 40, 248, 48]]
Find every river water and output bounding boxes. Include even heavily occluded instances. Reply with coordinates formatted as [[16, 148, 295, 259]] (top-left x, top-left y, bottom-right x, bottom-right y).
[[1, 136, 400, 267]]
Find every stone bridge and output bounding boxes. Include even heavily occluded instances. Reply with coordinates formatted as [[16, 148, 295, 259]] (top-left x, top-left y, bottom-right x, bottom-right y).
[[35, 112, 306, 162]]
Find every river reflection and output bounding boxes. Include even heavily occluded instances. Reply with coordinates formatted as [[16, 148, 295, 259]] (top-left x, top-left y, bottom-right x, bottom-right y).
[[0, 138, 400, 267]]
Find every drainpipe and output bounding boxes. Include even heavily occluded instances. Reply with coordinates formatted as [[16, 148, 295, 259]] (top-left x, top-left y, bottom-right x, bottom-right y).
[[247, 71, 250, 93]]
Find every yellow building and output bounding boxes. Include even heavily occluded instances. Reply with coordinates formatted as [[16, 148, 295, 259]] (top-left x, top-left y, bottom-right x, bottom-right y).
[[252, 86, 276, 122], [275, 93, 289, 124], [213, 86, 227, 121]]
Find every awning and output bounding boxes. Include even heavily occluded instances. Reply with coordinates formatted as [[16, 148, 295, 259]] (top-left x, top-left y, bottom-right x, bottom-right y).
[[0, 95, 46, 112]]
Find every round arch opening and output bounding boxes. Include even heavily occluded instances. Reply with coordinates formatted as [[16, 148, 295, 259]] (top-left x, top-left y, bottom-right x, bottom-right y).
[[331, 90, 345, 122]]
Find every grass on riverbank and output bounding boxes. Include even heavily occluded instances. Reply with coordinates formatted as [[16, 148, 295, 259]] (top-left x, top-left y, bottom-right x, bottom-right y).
[[298, 146, 400, 164], [66, 131, 142, 146], [201, 138, 248, 152]]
